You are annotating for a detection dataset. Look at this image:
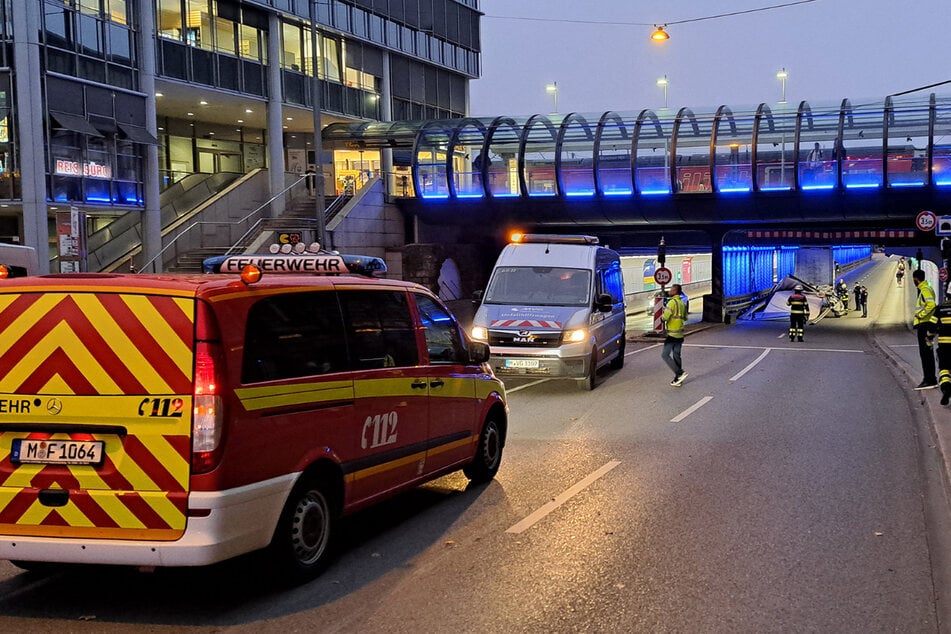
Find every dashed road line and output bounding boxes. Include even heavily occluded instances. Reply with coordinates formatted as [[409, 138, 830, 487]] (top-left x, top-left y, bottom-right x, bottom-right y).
[[730, 348, 771, 382], [671, 396, 714, 423], [506, 460, 621, 534]]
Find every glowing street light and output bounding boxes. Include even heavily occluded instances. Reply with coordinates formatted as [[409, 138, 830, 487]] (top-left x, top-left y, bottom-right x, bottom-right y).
[[656, 75, 669, 110], [776, 67, 788, 103], [651, 25, 669, 42], [545, 82, 558, 113]]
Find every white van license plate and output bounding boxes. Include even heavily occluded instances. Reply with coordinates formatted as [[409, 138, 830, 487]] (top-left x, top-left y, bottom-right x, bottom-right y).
[[11, 439, 105, 466], [505, 359, 539, 369]]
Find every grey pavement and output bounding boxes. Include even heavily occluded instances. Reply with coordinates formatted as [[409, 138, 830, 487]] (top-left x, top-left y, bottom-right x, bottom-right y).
[[630, 255, 951, 510]]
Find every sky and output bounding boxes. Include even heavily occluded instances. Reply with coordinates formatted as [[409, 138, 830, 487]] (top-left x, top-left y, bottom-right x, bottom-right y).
[[469, 0, 951, 117]]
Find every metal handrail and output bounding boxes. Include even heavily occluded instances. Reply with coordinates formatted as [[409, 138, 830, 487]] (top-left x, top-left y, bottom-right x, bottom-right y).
[[137, 175, 309, 273]]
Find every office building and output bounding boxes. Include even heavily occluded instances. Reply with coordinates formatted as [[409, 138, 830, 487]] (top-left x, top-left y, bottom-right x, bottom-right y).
[[1, 0, 481, 272]]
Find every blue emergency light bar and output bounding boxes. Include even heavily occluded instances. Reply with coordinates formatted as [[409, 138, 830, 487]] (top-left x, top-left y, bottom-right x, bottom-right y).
[[202, 253, 387, 276]]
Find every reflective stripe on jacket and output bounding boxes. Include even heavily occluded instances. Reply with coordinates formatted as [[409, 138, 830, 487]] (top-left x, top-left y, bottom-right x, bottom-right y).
[[786, 292, 810, 317], [915, 280, 938, 326], [662, 295, 686, 338]]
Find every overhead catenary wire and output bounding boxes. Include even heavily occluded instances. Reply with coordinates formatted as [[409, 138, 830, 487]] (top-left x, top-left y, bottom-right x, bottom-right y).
[[483, 0, 818, 28]]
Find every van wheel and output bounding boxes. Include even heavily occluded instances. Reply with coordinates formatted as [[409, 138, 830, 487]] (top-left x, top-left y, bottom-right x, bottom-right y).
[[577, 347, 598, 390], [464, 415, 503, 483], [269, 477, 337, 583], [610, 336, 626, 370]]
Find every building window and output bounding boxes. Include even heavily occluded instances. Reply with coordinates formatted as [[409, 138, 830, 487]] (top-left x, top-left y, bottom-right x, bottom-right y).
[[282, 22, 303, 71]]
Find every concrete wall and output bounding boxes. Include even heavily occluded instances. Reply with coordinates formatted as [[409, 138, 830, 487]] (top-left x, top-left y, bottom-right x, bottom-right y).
[[329, 178, 405, 278]]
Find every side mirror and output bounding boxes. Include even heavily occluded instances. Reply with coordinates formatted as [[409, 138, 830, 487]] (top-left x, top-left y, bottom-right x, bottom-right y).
[[469, 341, 490, 364], [471, 289, 484, 306], [595, 293, 614, 313]]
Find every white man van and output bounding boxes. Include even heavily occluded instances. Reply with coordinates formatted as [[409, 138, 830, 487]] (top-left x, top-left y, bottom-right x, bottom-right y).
[[470, 234, 626, 390]]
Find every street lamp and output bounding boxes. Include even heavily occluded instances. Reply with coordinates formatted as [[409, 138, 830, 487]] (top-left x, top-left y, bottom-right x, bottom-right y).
[[656, 75, 668, 110], [545, 82, 558, 113], [776, 67, 788, 104]]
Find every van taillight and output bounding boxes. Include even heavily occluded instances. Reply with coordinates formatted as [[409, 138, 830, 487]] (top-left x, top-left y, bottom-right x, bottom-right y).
[[192, 342, 224, 473]]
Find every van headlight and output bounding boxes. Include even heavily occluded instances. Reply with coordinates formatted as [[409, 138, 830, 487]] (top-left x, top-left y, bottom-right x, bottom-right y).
[[471, 325, 488, 341], [563, 328, 587, 343]]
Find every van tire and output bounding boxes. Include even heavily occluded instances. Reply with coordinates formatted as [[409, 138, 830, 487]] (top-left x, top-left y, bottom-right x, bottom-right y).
[[463, 415, 503, 483], [269, 476, 338, 583], [610, 336, 626, 370], [577, 348, 598, 390]]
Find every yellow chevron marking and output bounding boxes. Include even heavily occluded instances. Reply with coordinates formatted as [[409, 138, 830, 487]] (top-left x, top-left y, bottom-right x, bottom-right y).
[[3, 462, 46, 489], [1, 320, 121, 393], [119, 294, 194, 379], [112, 447, 161, 492], [145, 494, 187, 529], [92, 493, 147, 529], [0, 294, 63, 361], [71, 295, 171, 393], [140, 435, 190, 490]]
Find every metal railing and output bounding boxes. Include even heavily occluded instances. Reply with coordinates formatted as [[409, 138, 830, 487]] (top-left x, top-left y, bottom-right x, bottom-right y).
[[137, 175, 309, 273]]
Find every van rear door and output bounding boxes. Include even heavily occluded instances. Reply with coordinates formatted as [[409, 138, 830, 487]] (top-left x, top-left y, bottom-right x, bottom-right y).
[[0, 287, 195, 540]]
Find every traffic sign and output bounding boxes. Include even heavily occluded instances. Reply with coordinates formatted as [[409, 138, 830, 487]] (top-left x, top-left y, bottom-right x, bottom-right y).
[[941, 267, 949, 282], [916, 210, 937, 232], [937, 216, 951, 237], [653, 266, 673, 286]]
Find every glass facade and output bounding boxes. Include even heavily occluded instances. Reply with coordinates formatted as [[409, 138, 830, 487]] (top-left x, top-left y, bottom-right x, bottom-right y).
[[323, 94, 951, 201]]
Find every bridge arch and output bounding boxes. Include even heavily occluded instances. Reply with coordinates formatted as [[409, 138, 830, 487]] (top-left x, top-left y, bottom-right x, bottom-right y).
[[593, 111, 630, 196], [517, 114, 559, 197], [446, 118, 488, 198], [483, 116, 521, 199], [632, 109, 669, 195], [554, 112, 595, 197]]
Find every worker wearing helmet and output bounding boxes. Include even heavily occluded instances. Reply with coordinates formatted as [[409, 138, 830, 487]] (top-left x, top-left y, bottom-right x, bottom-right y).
[[913, 269, 939, 390], [786, 284, 810, 342], [936, 296, 951, 404], [836, 278, 850, 312]]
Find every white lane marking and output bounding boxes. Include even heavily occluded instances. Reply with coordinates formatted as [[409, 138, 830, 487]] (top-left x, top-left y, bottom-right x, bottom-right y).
[[671, 396, 714, 423], [506, 460, 621, 535], [506, 378, 551, 393], [730, 348, 771, 382], [777, 331, 788, 339], [685, 343, 863, 353], [626, 342, 663, 356]]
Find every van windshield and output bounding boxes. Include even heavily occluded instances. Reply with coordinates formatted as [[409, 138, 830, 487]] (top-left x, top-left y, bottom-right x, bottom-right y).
[[484, 267, 591, 306]]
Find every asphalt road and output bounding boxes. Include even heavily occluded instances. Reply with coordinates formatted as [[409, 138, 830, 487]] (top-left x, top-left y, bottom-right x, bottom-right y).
[[0, 254, 947, 633]]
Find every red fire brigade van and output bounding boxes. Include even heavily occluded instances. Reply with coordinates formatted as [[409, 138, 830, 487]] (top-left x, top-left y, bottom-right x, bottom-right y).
[[0, 253, 507, 581]]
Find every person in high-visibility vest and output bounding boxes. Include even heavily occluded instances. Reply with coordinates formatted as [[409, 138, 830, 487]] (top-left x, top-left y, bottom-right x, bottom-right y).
[[786, 284, 810, 342], [913, 269, 939, 390], [936, 298, 951, 404], [661, 283, 688, 387]]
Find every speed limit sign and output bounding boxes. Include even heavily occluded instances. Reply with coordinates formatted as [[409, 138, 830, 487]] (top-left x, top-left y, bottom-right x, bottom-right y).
[[653, 266, 673, 286], [917, 210, 937, 232]]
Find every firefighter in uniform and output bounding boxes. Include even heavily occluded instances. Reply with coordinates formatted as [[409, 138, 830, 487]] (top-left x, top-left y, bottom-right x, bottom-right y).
[[937, 298, 951, 405], [913, 269, 939, 390], [786, 284, 810, 342]]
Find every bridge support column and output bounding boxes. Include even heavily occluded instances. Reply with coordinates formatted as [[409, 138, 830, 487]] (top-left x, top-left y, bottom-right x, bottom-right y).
[[703, 230, 727, 323]]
